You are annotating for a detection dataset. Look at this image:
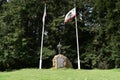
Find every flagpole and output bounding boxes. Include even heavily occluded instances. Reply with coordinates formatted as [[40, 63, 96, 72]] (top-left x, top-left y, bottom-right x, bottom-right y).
[[74, 1, 81, 69], [39, 3, 46, 69]]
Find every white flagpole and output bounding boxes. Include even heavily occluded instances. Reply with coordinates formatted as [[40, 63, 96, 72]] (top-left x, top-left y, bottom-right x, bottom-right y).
[[74, 1, 81, 69], [39, 3, 46, 69]]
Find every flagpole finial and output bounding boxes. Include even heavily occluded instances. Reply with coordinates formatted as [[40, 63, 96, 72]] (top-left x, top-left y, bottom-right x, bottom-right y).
[[74, 0, 76, 7]]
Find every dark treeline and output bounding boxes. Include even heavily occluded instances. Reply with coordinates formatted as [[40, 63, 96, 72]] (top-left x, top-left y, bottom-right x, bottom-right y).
[[0, 0, 120, 71]]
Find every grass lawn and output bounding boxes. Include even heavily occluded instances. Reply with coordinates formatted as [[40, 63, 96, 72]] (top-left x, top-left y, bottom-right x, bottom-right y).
[[0, 68, 120, 80]]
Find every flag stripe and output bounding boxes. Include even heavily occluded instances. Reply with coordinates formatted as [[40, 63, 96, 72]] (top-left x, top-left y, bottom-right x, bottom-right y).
[[64, 14, 76, 23], [64, 8, 76, 23]]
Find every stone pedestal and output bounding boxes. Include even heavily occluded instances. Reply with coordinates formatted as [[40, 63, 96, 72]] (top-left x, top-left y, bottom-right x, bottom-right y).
[[52, 54, 72, 69]]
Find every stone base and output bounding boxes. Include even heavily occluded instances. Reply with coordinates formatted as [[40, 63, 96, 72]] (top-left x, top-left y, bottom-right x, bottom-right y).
[[52, 54, 72, 69]]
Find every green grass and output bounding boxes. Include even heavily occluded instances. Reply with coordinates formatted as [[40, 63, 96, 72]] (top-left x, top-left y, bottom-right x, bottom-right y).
[[0, 68, 120, 80]]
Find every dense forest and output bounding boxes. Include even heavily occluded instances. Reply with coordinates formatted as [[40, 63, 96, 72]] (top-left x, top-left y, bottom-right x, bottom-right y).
[[0, 0, 120, 71]]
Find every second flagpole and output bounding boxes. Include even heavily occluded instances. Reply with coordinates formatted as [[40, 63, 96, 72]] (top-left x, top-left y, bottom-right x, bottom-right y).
[[74, 0, 81, 69]]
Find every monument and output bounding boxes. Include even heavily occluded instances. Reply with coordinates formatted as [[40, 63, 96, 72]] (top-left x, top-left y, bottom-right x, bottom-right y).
[[52, 42, 72, 68]]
